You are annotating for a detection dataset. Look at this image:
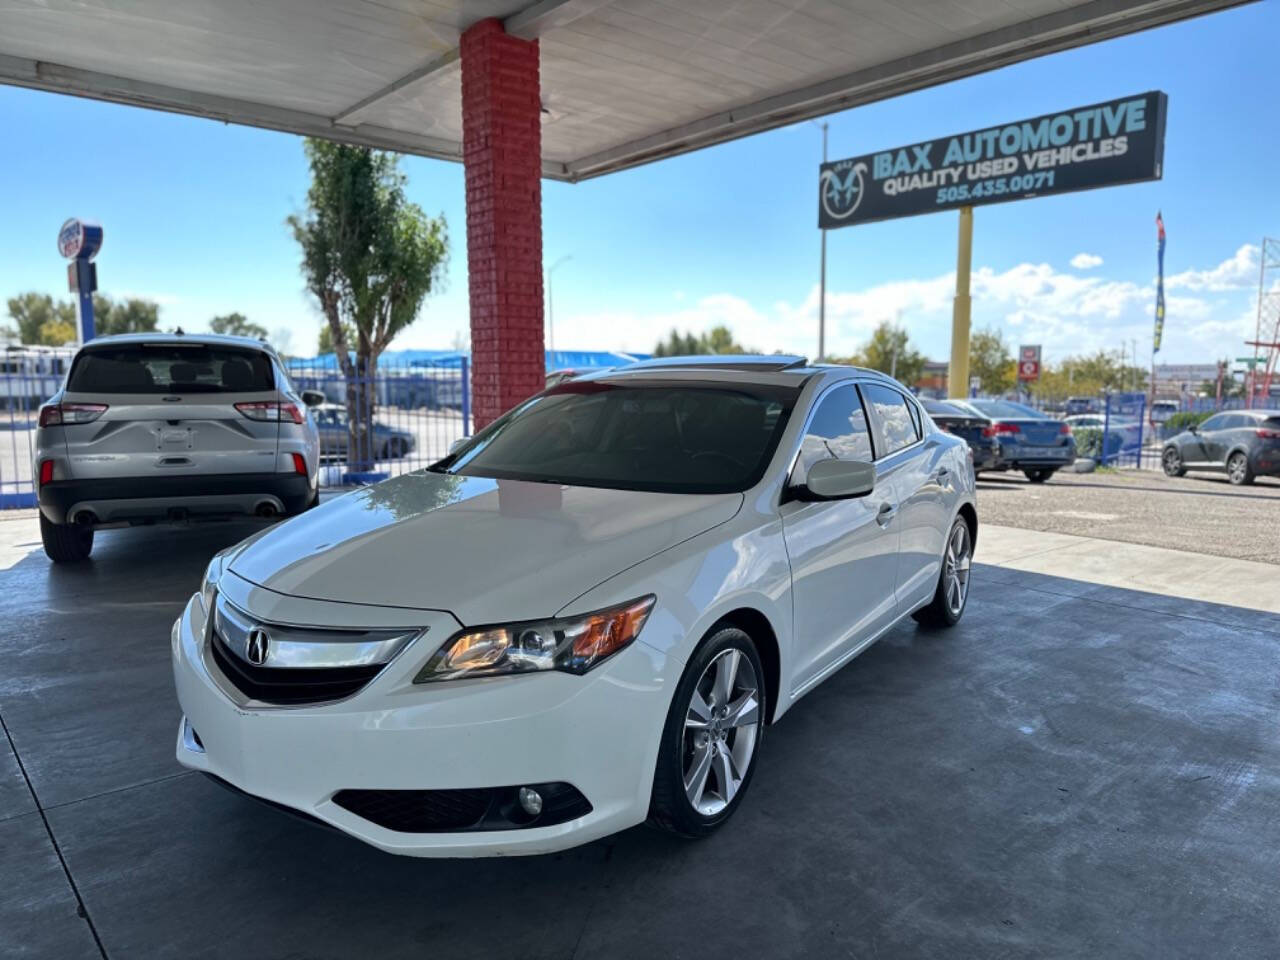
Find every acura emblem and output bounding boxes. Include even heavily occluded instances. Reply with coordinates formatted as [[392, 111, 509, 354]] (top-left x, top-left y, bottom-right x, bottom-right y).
[[246, 627, 270, 666]]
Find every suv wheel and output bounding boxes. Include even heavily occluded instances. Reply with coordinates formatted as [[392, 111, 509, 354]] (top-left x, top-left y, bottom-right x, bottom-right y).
[[649, 626, 765, 838], [40, 514, 94, 563], [1162, 446, 1186, 477], [1227, 452, 1254, 486]]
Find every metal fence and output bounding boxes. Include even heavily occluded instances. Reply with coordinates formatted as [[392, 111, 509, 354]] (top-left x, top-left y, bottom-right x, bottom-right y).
[[285, 357, 471, 487], [0, 357, 473, 509]]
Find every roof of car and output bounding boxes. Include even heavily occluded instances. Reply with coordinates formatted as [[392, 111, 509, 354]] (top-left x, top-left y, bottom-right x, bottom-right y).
[[590, 355, 903, 388], [77, 332, 278, 354]]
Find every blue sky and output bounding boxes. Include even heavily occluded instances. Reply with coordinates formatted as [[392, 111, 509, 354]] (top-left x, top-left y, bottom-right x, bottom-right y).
[[1, 1, 1276, 366]]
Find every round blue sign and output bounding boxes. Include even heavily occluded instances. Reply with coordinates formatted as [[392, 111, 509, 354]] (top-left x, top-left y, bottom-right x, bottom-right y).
[[57, 218, 104, 261]]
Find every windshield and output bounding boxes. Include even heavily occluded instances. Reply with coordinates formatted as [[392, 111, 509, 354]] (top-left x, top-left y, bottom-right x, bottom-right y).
[[67, 344, 275, 394], [435, 380, 799, 494], [969, 399, 1047, 419]]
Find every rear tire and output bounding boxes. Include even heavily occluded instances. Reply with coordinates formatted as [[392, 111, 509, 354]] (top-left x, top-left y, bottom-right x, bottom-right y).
[[649, 626, 766, 839], [1162, 447, 1186, 477], [913, 516, 972, 628], [1227, 452, 1254, 486], [40, 513, 94, 563], [1023, 468, 1052, 483]]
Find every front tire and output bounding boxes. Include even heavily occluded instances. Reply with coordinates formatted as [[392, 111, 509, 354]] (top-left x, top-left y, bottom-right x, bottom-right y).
[[40, 513, 94, 563], [1162, 446, 1186, 477], [649, 626, 765, 839], [913, 516, 972, 628], [1227, 452, 1254, 486]]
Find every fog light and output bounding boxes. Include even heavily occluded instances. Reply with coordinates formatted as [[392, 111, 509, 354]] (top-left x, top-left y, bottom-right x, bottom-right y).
[[517, 787, 543, 817]]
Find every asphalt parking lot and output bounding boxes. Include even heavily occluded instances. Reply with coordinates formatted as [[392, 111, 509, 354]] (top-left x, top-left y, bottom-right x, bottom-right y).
[[2, 511, 1279, 959], [977, 468, 1280, 564]]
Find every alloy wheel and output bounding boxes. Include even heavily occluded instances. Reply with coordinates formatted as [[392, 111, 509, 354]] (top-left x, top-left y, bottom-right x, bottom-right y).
[[1228, 453, 1248, 485], [943, 522, 972, 617], [682, 648, 760, 816], [1162, 447, 1182, 476]]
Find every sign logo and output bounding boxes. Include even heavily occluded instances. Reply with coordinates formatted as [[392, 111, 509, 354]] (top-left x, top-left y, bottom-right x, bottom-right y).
[[820, 161, 868, 221], [1018, 344, 1042, 382], [246, 627, 271, 666], [56, 218, 104, 261]]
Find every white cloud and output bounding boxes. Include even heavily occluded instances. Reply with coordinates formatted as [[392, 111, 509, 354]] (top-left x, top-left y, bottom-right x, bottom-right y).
[[1165, 244, 1258, 291], [1070, 253, 1103, 269]]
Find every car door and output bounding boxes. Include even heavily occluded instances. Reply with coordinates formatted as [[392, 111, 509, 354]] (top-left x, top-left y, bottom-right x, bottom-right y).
[[860, 382, 945, 613], [779, 383, 900, 695], [1185, 414, 1226, 465], [1203, 414, 1242, 463]]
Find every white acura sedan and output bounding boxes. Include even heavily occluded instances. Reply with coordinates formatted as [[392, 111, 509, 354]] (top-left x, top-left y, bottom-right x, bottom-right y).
[[172, 357, 977, 857]]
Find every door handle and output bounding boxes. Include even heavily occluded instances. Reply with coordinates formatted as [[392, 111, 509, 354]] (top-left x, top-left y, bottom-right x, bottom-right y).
[[876, 501, 897, 526]]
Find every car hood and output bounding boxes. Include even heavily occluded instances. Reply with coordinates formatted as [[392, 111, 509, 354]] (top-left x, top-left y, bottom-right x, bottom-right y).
[[227, 471, 742, 624]]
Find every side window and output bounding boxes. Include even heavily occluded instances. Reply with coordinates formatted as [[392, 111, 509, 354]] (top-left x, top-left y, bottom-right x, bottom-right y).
[[861, 383, 920, 456], [906, 396, 923, 436], [1224, 414, 1250, 430], [796, 385, 874, 476], [1199, 414, 1227, 432]]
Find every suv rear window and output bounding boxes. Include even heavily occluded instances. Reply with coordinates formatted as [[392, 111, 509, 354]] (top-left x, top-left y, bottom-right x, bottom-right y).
[[67, 344, 275, 394]]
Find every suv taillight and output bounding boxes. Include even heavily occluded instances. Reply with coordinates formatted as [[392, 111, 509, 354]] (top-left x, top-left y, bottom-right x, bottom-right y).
[[38, 403, 108, 427], [235, 401, 303, 424], [1257, 428, 1280, 439]]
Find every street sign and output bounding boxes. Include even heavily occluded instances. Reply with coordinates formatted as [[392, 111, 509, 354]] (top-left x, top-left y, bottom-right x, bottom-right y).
[[56, 218, 104, 261], [1017, 344, 1042, 381], [818, 92, 1167, 228]]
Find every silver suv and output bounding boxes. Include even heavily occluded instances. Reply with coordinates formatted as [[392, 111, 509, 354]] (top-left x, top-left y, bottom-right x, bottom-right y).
[[34, 333, 320, 562]]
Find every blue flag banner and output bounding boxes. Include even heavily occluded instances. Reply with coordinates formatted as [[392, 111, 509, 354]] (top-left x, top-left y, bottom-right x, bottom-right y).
[[1154, 211, 1166, 353]]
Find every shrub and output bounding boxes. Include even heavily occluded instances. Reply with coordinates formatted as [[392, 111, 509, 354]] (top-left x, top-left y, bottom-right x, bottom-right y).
[[1163, 411, 1212, 434]]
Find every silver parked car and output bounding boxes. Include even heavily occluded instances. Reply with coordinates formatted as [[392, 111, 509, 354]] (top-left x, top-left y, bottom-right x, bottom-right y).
[[34, 333, 320, 562]]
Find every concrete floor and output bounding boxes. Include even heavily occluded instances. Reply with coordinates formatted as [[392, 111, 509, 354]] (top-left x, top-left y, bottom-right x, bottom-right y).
[[2, 514, 1279, 959]]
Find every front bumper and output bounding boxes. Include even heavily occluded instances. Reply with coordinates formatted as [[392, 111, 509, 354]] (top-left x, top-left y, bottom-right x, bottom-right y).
[[39, 472, 312, 524], [171, 589, 672, 857]]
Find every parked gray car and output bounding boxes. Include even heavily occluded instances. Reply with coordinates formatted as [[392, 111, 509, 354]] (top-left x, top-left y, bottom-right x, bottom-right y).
[[34, 333, 320, 562], [1161, 409, 1280, 485]]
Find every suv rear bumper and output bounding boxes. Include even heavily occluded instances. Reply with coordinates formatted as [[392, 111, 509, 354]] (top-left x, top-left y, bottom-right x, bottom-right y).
[[38, 473, 312, 525]]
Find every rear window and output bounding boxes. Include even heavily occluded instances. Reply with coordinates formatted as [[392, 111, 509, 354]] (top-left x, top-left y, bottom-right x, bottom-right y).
[[969, 399, 1047, 419], [67, 344, 275, 394]]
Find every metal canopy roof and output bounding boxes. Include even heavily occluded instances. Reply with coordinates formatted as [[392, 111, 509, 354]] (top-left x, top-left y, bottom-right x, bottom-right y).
[[0, 0, 1246, 181]]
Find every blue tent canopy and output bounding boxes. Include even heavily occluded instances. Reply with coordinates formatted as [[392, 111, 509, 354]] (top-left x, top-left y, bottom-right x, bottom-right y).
[[287, 349, 647, 372]]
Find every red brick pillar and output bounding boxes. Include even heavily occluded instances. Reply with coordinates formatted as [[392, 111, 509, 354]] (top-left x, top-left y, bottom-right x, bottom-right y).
[[461, 17, 544, 429]]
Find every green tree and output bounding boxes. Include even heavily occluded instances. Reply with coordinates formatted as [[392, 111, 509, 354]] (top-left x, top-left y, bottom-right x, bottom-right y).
[[5, 293, 77, 345], [288, 139, 448, 467], [210, 312, 269, 340], [849, 321, 925, 387], [318, 320, 358, 355], [651, 325, 750, 357], [92, 295, 160, 336], [968, 327, 1014, 395]]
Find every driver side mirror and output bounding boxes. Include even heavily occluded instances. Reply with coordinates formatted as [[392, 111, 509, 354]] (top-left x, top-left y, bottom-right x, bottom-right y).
[[1187, 424, 1198, 434], [300, 389, 326, 408], [794, 458, 877, 501]]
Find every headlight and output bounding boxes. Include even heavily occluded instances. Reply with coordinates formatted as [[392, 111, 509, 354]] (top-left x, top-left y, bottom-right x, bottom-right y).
[[415, 595, 655, 683], [199, 553, 225, 614]]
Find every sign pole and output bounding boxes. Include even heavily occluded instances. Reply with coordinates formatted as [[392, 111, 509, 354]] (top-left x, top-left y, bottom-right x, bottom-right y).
[[948, 205, 973, 399]]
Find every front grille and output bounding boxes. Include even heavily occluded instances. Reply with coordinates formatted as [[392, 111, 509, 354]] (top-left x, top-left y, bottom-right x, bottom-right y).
[[334, 788, 492, 831], [211, 633, 383, 705], [333, 782, 593, 833]]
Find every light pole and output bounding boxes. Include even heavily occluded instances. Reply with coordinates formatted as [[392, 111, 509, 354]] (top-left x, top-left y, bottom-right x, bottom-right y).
[[811, 120, 828, 361], [546, 255, 572, 355]]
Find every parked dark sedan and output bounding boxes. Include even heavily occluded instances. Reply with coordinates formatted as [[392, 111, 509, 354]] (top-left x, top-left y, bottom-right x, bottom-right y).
[[1162, 409, 1280, 485], [967, 398, 1076, 482], [313, 404, 417, 461], [922, 399, 998, 473]]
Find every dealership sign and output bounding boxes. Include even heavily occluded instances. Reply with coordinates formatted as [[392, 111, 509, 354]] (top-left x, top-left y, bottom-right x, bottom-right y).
[[819, 92, 1167, 228], [56, 218, 104, 260], [1017, 345, 1042, 382]]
